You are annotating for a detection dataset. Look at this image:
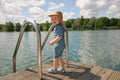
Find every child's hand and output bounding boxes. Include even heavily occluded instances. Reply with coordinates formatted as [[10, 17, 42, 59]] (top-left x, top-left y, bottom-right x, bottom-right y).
[[49, 41, 54, 45]]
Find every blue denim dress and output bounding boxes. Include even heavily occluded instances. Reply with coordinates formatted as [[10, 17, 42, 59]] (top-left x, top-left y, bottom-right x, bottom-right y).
[[53, 24, 65, 58]]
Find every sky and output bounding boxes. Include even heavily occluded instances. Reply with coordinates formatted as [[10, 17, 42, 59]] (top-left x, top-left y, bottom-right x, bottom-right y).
[[0, 0, 120, 24]]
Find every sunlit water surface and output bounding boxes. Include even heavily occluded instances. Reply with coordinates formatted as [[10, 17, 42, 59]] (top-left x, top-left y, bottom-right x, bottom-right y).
[[0, 30, 120, 77]]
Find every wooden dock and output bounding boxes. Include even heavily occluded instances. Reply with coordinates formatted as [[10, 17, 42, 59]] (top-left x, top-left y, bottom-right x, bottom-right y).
[[0, 61, 120, 80]]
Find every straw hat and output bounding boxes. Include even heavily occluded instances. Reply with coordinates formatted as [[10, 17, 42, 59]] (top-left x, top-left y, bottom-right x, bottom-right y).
[[48, 11, 63, 19]]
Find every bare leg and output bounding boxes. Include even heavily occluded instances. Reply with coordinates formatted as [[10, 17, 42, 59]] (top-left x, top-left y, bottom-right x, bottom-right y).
[[53, 58, 59, 70], [58, 57, 64, 69]]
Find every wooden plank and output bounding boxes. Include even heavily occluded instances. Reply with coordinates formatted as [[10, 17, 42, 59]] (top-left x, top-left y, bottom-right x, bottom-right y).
[[107, 71, 120, 80], [42, 61, 63, 80], [59, 61, 93, 80], [0, 63, 48, 80], [64, 65, 92, 80], [42, 60, 85, 80], [92, 68, 113, 80], [0, 66, 39, 80], [1, 61, 120, 80], [77, 66, 103, 80], [55, 64, 89, 80]]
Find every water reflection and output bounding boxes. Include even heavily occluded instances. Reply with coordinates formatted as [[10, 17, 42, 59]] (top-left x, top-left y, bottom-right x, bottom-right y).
[[78, 30, 120, 71], [0, 30, 120, 77], [64, 31, 81, 62]]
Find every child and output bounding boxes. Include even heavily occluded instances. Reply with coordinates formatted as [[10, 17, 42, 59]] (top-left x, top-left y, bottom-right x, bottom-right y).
[[47, 11, 66, 74]]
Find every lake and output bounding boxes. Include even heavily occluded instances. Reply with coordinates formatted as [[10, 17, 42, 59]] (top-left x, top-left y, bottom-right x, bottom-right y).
[[0, 30, 120, 77]]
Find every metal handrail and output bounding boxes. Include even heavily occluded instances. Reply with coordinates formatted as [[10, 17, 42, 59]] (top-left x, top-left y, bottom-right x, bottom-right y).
[[13, 21, 69, 79], [41, 25, 54, 50], [65, 28, 69, 67], [13, 20, 42, 78]]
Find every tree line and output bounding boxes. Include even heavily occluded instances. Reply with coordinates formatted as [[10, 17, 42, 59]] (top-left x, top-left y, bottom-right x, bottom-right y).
[[0, 16, 120, 32]]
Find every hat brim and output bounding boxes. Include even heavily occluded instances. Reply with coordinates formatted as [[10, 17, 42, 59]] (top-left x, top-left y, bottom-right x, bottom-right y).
[[48, 13, 59, 17]]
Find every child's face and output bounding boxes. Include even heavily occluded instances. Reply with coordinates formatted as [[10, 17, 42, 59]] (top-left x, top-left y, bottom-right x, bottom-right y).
[[50, 16, 60, 26]]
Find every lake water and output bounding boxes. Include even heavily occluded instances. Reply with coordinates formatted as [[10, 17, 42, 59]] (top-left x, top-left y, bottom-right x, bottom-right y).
[[0, 30, 120, 77]]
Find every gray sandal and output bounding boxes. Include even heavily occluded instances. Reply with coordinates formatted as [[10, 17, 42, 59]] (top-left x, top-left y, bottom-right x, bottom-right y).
[[47, 68, 58, 74], [57, 68, 66, 73]]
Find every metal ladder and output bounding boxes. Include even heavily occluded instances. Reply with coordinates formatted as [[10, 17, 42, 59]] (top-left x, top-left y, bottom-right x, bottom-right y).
[[13, 20, 69, 79]]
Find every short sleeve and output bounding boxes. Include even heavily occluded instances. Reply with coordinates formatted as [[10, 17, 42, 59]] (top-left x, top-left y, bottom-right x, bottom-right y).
[[57, 25, 65, 38]]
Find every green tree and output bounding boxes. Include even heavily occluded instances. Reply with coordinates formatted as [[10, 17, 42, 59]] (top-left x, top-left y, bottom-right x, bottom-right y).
[[5, 22, 14, 31], [82, 18, 90, 29], [88, 17, 96, 29], [110, 18, 119, 26], [15, 23, 21, 31], [72, 16, 84, 30], [95, 17, 110, 29], [40, 23, 48, 31], [25, 25, 31, 31], [79, 16, 84, 29], [38, 24, 43, 31], [45, 21, 50, 29], [0, 24, 4, 31], [30, 26, 35, 31], [72, 18, 81, 30], [117, 20, 120, 28], [66, 19, 75, 28]]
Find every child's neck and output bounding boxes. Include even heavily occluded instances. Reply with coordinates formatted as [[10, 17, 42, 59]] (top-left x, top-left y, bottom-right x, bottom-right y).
[[54, 22, 61, 26]]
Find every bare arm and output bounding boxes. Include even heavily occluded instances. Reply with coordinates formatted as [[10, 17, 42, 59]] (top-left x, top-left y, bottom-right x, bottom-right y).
[[49, 19, 65, 45], [49, 37, 62, 45]]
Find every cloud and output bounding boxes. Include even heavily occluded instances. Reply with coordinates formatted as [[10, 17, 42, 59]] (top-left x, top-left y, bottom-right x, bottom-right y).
[[76, 0, 120, 18], [106, 4, 120, 17], [0, 0, 69, 24], [28, 7, 52, 23], [31, 0, 46, 6], [48, 2, 64, 10], [8, 0, 46, 7], [28, 6, 74, 23], [63, 12, 74, 20], [0, 0, 46, 24], [0, 0, 25, 24], [28, 2, 74, 23], [29, 7, 44, 15]]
